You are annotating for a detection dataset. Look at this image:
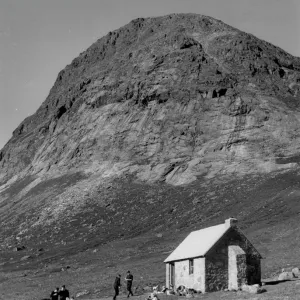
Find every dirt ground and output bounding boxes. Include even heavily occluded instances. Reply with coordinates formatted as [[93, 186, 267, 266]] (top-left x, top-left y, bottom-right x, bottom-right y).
[[78, 279, 300, 300]]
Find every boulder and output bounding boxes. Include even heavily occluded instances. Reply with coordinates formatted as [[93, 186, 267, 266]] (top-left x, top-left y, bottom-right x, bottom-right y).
[[76, 290, 90, 298], [292, 267, 300, 277], [278, 271, 295, 281], [20, 255, 31, 261], [61, 265, 70, 271], [241, 284, 266, 294], [14, 246, 26, 251]]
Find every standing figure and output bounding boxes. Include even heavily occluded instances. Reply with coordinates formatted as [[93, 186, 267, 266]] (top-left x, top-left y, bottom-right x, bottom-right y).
[[113, 274, 122, 300], [125, 270, 134, 297], [59, 285, 70, 300], [50, 287, 59, 300]]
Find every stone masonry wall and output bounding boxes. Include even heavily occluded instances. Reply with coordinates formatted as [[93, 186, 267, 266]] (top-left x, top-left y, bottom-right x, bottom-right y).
[[174, 260, 193, 289], [173, 258, 205, 292], [205, 251, 228, 292], [237, 254, 248, 287], [205, 227, 261, 292]]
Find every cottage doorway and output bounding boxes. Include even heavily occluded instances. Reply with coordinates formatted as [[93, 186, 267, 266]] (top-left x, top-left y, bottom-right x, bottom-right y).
[[169, 263, 175, 287], [228, 246, 246, 290]]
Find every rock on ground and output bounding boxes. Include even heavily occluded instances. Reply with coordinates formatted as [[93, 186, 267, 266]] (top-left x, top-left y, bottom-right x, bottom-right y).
[[278, 271, 296, 281], [241, 284, 266, 294], [292, 267, 300, 277]]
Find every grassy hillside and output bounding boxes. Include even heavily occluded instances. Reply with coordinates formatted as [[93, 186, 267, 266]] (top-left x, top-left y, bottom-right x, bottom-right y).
[[1, 169, 300, 299]]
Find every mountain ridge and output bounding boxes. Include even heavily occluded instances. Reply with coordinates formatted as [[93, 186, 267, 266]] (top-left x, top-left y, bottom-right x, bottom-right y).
[[1, 13, 300, 186]]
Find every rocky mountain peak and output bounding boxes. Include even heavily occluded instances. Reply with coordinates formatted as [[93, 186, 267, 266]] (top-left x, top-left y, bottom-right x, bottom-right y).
[[1, 13, 300, 186], [2, 16, 300, 296]]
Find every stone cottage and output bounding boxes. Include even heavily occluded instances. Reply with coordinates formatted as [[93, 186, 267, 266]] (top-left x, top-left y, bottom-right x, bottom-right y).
[[164, 218, 262, 293]]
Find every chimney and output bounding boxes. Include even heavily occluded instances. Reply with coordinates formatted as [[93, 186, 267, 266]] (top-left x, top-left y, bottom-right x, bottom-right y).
[[225, 217, 238, 228]]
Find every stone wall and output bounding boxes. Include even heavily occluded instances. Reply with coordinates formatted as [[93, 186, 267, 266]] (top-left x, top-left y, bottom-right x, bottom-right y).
[[205, 227, 261, 292], [175, 260, 194, 289], [237, 254, 247, 287], [205, 251, 228, 292], [217, 227, 261, 256], [172, 258, 205, 292]]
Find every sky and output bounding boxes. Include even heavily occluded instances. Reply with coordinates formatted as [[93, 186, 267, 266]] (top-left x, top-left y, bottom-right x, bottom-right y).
[[0, 0, 299, 149]]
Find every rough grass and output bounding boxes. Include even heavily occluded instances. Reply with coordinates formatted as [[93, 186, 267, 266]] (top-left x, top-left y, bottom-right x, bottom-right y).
[[2, 170, 300, 299]]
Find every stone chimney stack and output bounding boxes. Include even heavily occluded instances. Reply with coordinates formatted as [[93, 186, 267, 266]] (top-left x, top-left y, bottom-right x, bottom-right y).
[[225, 217, 238, 228]]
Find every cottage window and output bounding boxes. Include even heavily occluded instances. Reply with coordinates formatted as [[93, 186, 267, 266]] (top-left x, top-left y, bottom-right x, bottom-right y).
[[189, 259, 194, 274]]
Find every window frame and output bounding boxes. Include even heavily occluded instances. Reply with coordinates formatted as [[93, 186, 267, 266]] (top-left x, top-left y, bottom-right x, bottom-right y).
[[189, 259, 194, 275]]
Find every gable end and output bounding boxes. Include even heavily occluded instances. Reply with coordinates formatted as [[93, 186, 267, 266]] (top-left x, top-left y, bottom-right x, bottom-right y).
[[205, 227, 262, 259]]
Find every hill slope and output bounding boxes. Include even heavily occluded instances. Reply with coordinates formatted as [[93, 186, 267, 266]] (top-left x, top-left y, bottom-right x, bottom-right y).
[[1, 13, 300, 299]]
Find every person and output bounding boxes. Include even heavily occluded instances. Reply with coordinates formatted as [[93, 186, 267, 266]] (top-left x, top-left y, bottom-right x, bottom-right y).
[[59, 285, 70, 300], [113, 274, 122, 300], [125, 270, 134, 297], [50, 287, 59, 300]]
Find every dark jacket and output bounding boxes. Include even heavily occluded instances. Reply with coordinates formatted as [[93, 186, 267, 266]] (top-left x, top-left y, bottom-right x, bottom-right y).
[[50, 290, 59, 300], [59, 289, 69, 300], [114, 277, 121, 289], [126, 274, 133, 287]]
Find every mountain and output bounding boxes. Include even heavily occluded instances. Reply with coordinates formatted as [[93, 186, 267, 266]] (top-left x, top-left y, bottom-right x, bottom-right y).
[[1, 13, 300, 298]]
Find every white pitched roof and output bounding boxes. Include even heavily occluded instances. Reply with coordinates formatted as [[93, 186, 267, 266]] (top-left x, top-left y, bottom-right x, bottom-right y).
[[164, 223, 229, 262]]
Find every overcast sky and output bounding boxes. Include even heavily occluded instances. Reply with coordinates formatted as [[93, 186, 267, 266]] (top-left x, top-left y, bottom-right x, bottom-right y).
[[0, 0, 299, 149]]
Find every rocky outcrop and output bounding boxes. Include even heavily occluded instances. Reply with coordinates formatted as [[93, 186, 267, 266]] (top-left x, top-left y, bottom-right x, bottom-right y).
[[1, 14, 300, 187]]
